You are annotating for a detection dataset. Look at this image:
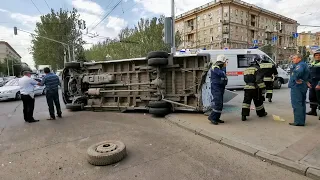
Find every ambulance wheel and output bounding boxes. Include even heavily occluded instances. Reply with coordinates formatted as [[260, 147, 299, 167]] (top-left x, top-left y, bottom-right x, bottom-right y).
[[274, 79, 282, 89]]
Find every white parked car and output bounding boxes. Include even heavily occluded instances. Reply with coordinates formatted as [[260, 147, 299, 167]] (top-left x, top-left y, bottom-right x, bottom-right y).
[[0, 78, 45, 101]]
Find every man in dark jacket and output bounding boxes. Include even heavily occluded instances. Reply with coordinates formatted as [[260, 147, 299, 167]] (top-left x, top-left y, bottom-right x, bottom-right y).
[[306, 49, 320, 119], [208, 55, 228, 125], [40, 67, 62, 120]]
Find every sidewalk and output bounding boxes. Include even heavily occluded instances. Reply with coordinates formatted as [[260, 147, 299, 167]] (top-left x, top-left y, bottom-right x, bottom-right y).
[[165, 87, 320, 180]]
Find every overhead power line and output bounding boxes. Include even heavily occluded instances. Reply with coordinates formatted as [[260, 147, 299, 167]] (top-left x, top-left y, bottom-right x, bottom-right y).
[[30, 0, 42, 14], [43, 0, 51, 11], [90, 0, 123, 32], [87, 0, 115, 30]]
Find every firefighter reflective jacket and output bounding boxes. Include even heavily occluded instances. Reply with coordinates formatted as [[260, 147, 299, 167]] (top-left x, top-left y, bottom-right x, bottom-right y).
[[259, 62, 278, 81], [243, 65, 265, 89], [309, 61, 320, 85]]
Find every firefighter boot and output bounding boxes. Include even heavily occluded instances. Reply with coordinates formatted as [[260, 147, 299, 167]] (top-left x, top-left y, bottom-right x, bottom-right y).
[[268, 98, 272, 103], [242, 116, 247, 121], [306, 108, 317, 116]]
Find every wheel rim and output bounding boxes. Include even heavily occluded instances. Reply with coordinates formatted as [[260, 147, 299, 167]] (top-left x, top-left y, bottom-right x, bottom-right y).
[[278, 81, 281, 87], [16, 92, 21, 99], [96, 143, 117, 153]]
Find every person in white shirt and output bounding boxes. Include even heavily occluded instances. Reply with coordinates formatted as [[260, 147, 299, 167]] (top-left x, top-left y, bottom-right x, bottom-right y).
[[18, 71, 40, 123]]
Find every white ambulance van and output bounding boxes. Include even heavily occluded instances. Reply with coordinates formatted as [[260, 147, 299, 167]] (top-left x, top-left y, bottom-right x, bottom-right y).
[[198, 49, 289, 89]]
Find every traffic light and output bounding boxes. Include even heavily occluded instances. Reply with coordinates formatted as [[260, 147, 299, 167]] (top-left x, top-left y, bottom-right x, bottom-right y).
[[14, 27, 17, 35]]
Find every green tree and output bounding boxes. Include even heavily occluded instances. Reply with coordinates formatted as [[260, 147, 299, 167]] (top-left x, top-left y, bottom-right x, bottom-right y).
[[260, 44, 274, 59], [298, 46, 311, 62], [85, 16, 182, 61], [31, 8, 85, 71]]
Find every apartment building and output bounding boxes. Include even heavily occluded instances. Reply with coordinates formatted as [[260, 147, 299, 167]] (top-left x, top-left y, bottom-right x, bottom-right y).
[[298, 31, 320, 47], [0, 41, 21, 63], [175, 0, 298, 62]]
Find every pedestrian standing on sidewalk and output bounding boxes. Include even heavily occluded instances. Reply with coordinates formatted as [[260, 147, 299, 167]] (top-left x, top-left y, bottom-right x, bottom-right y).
[[241, 57, 267, 121], [289, 54, 310, 126], [208, 55, 228, 125], [18, 71, 40, 123], [306, 49, 320, 119], [39, 67, 62, 120]]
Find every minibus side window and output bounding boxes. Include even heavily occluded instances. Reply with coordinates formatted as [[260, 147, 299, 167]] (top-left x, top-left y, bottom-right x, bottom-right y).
[[237, 54, 259, 68]]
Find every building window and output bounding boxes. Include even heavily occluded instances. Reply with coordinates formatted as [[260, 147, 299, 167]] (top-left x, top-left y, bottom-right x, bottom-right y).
[[204, 14, 206, 19], [225, 13, 228, 17], [204, 22, 206, 27], [210, 28, 213, 33], [241, 11, 243, 15], [218, 27, 221, 32], [204, 30, 207, 35], [197, 16, 201, 21], [241, 19, 243, 24], [204, 38, 206, 43], [235, 9, 238, 16], [218, 18, 221, 23]]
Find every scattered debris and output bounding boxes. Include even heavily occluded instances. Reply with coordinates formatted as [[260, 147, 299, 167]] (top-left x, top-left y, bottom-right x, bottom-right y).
[[272, 115, 285, 122]]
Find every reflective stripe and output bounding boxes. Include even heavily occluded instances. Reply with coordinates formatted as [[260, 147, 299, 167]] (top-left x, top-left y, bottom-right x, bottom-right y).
[[310, 102, 318, 105], [263, 77, 273, 81], [311, 61, 320, 66], [242, 103, 250, 109], [256, 105, 264, 111], [212, 65, 220, 69], [244, 85, 256, 89], [260, 63, 273, 69], [244, 69, 256, 75], [257, 83, 266, 88], [221, 77, 228, 80], [212, 108, 222, 113], [266, 90, 273, 93]]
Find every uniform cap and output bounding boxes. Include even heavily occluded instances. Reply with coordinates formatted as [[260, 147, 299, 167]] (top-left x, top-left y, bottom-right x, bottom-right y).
[[314, 49, 320, 56], [216, 55, 228, 63]]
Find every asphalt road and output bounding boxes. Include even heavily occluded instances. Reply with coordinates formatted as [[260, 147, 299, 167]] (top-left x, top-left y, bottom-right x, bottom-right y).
[[0, 89, 311, 180]]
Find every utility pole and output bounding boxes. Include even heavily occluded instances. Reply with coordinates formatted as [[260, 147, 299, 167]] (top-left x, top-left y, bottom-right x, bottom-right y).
[[73, 43, 75, 61], [12, 60, 14, 76], [6, 59, 9, 76], [171, 0, 176, 54]]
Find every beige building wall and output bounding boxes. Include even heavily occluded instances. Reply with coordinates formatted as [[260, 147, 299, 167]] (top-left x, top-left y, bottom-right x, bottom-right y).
[[298, 31, 320, 47], [0, 41, 21, 63], [175, 0, 298, 62]]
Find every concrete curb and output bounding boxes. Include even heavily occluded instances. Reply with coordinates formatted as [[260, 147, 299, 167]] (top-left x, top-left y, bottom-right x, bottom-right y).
[[306, 168, 320, 179], [165, 114, 318, 180]]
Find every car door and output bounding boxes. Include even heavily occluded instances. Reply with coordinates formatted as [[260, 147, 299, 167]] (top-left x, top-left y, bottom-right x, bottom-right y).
[[33, 78, 43, 95]]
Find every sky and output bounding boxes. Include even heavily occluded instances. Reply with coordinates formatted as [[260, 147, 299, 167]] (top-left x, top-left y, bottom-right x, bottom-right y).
[[0, 0, 319, 68]]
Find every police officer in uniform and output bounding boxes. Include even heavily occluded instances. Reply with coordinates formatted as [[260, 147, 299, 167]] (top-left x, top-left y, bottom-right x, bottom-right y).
[[289, 54, 310, 126], [259, 58, 278, 102], [306, 49, 320, 118], [208, 55, 228, 125], [241, 57, 267, 121]]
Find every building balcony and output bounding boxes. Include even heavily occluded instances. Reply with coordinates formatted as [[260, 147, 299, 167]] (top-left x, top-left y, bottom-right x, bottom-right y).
[[222, 29, 229, 34]]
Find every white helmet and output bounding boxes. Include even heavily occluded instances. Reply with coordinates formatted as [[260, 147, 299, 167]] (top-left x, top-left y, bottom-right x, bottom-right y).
[[216, 55, 227, 63]]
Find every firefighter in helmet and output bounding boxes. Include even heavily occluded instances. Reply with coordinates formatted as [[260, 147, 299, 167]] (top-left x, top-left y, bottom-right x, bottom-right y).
[[241, 57, 267, 121], [208, 55, 228, 125], [259, 56, 278, 102]]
